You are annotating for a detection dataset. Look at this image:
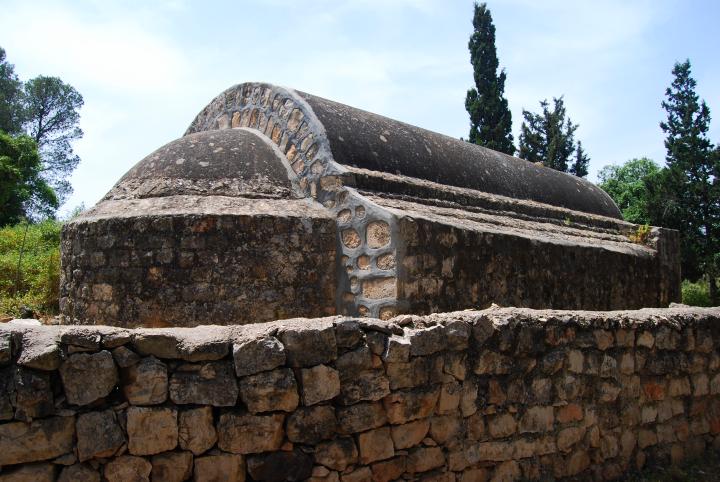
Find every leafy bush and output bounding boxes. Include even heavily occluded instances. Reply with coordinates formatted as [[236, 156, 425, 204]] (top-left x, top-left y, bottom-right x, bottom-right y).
[[0, 219, 61, 318], [681, 279, 713, 307]]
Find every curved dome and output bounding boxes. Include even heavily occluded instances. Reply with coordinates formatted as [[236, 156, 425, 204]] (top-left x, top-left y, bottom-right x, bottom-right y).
[[104, 128, 299, 200]]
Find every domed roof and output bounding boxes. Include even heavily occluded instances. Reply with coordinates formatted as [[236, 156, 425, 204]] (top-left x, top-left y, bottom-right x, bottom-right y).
[[104, 128, 300, 200]]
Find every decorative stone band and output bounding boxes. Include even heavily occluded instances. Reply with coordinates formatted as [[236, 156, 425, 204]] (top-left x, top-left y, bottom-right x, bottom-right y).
[[184, 82, 401, 319]]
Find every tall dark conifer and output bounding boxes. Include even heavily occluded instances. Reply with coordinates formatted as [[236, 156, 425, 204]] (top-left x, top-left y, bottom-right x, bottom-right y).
[[570, 141, 590, 178], [465, 2, 514, 155]]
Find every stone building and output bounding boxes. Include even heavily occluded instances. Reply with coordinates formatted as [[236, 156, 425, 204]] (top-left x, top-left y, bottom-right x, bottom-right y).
[[59, 82, 680, 327]]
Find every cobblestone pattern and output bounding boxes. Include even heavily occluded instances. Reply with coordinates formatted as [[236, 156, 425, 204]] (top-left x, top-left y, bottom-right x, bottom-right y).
[[1, 306, 719, 481], [59, 214, 336, 327], [185, 82, 401, 319]]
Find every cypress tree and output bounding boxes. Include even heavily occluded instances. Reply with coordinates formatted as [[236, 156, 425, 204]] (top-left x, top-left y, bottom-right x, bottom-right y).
[[465, 2, 514, 155], [570, 141, 590, 178]]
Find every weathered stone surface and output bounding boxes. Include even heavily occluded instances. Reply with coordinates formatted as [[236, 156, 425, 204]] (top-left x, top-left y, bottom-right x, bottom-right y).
[[430, 414, 462, 444], [16, 331, 60, 371], [383, 335, 411, 363], [278, 323, 337, 367], [126, 406, 178, 455], [0, 332, 12, 365], [58, 464, 100, 482], [287, 405, 337, 444], [76, 409, 125, 461], [123, 356, 167, 405], [300, 364, 341, 405], [406, 446, 445, 473], [59, 351, 118, 405], [339, 370, 390, 404], [341, 466, 372, 482], [61, 329, 101, 352], [133, 329, 229, 361], [12, 367, 54, 420], [335, 346, 374, 379], [371, 456, 406, 482], [233, 336, 285, 377], [0, 463, 55, 482], [519, 406, 554, 433], [194, 453, 245, 482], [334, 319, 364, 349], [169, 361, 238, 406], [217, 412, 285, 454], [314, 437, 358, 471], [488, 413, 517, 439], [337, 401, 387, 434], [384, 386, 440, 424], [247, 450, 313, 481], [391, 419, 430, 449], [474, 351, 512, 375], [408, 325, 446, 356], [178, 406, 216, 455], [0, 416, 74, 465], [358, 426, 394, 464], [112, 346, 140, 367], [239, 367, 299, 413], [104, 455, 152, 482], [150, 451, 193, 482]]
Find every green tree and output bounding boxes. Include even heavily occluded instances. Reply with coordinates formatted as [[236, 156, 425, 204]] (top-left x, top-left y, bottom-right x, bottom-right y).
[[464, 2, 514, 155], [0, 131, 58, 226], [0, 47, 24, 134], [518, 97, 586, 176], [598, 157, 660, 224], [22, 76, 83, 203], [653, 59, 719, 304]]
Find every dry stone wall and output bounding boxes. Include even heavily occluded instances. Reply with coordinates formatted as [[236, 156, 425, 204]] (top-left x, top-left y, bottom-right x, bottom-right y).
[[1, 306, 719, 481]]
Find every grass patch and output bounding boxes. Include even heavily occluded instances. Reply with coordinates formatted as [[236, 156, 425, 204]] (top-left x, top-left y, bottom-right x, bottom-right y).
[[0, 220, 62, 320], [681, 279, 715, 307]]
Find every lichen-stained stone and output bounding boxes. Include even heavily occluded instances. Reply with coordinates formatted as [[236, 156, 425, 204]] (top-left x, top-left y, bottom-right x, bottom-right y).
[[1, 332, 13, 365], [337, 401, 387, 434], [0, 416, 74, 465], [390, 419, 430, 449], [112, 346, 140, 368], [12, 367, 54, 420], [384, 386, 441, 424], [61, 329, 101, 352], [358, 426, 394, 464], [194, 453, 245, 482], [247, 450, 313, 481], [0, 463, 56, 482], [405, 446, 445, 473], [430, 414, 462, 444], [333, 320, 364, 349], [407, 325, 446, 356], [76, 410, 125, 461], [16, 331, 61, 371], [338, 370, 390, 405], [178, 406, 217, 455], [232, 336, 285, 377], [150, 451, 193, 482], [300, 364, 341, 405], [123, 356, 168, 405], [314, 437, 358, 471], [488, 413, 517, 439], [371, 456, 406, 482], [437, 380, 462, 414], [133, 329, 229, 362], [278, 322, 337, 367], [473, 351, 512, 375], [127, 406, 178, 455], [104, 455, 152, 482], [335, 345, 374, 379], [287, 405, 337, 444], [557, 426, 586, 453], [239, 367, 299, 413], [59, 350, 118, 406], [519, 406, 554, 434], [169, 361, 238, 406], [383, 335, 411, 363], [217, 411, 285, 454], [461, 379, 478, 417], [58, 464, 100, 482]]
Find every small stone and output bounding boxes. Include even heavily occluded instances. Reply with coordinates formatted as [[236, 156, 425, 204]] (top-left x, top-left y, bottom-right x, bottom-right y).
[[557, 426, 586, 452], [59, 351, 118, 406], [557, 403, 583, 424], [437, 380, 462, 414], [127, 406, 178, 455], [217, 411, 285, 454], [178, 406, 216, 455], [239, 367, 299, 413], [58, 464, 100, 482], [12, 367, 54, 420], [0, 463, 55, 482], [123, 356, 167, 405], [300, 364, 341, 405], [17, 332, 61, 370], [408, 325, 446, 356], [564, 450, 590, 476], [371, 456, 406, 482], [314, 437, 358, 471], [473, 351, 511, 375], [0, 416, 74, 466], [247, 450, 313, 481], [519, 406, 554, 434], [337, 401, 387, 434], [358, 426, 395, 464], [76, 409, 125, 461], [461, 379, 478, 417], [278, 323, 337, 367], [194, 453, 245, 482], [287, 405, 337, 444], [339, 370, 390, 405], [488, 413, 517, 439], [391, 419, 430, 449], [383, 335, 411, 363], [445, 320, 471, 350], [636, 331, 654, 349], [406, 446, 445, 473], [104, 455, 152, 482], [150, 451, 193, 482], [232, 336, 285, 377], [112, 346, 140, 368], [169, 361, 238, 406], [341, 466, 372, 482], [430, 414, 462, 444], [333, 320, 364, 349], [384, 386, 440, 424]]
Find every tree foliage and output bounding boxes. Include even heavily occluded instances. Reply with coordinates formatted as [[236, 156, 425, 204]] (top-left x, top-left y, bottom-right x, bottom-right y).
[[0, 131, 58, 225], [465, 2, 514, 155], [518, 97, 588, 177], [598, 158, 660, 225], [0, 47, 23, 135]]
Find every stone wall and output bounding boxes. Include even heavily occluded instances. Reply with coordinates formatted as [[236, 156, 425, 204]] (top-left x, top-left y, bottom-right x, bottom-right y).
[[1, 306, 719, 481]]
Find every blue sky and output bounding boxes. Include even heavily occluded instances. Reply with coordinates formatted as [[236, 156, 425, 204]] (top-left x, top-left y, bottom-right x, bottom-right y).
[[1, 0, 718, 214]]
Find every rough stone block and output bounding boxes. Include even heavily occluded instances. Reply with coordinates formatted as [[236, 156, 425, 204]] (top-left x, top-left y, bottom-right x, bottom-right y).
[[384, 386, 440, 424], [391, 419, 430, 449], [58, 464, 100, 482], [519, 406, 554, 434], [300, 364, 341, 405], [473, 351, 511, 375], [194, 453, 245, 482], [12, 367, 54, 420], [0, 463, 55, 482], [337, 401, 387, 434], [287, 405, 337, 444], [76, 409, 125, 462], [278, 323, 337, 367], [358, 426, 395, 464], [178, 406, 216, 455], [104, 455, 152, 482], [127, 406, 178, 455], [339, 370, 390, 405], [59, 350, 118, 405], [314, 437, 358, 471], [150, 451, 193, 482], [232, 336, 285, 377], [169, 361, 238, 406], [239, 367, 299, 413], [16, 332, 61, 371], [247, 450, 313, 481], [406, 446, 445, 473], [371, 456, 406, 482], [488, 413, 517, 439], [123, 356, 167, 405], [430, 414, 462, 444], [0, 416, 74, 466], [217, 411, 285, 454]]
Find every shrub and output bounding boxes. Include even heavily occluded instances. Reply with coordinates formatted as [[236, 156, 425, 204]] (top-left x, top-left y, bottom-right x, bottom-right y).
[[681, 279, 713, 307]]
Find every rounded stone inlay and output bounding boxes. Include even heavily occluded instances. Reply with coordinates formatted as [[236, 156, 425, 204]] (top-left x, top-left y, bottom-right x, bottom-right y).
[[342, 229, 361, 249], [357, 256, 371, 270], [355, 206, 366, 219], [366, 221, 390, 249], [376, 254, 395, 270], [362, 277, 397, 299], [337, 209, 352, 224]]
